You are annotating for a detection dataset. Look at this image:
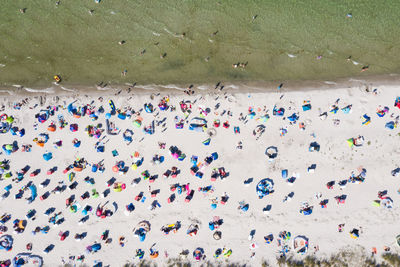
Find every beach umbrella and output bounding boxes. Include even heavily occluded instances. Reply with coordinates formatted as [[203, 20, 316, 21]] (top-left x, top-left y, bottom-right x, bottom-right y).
[[293, 235, 309, 254], [381, 198, 393, 209], [133, 120, 141, 127], [92, 164, 98, 172], [5, 116, 14, 124], [347, 138, 355, 147], [144, 103, 154, 113], [207, 128, 217, 137], [223, 249, 232, 258], [214, 248, 222, 258], [213, 231, 222, 240], [372, 200, 380, 207], [193, 247, 204, 261], [265, 146, 278, 159]]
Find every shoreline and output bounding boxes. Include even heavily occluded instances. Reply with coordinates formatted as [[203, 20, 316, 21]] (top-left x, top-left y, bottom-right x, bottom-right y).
[[0, 73, 399, 99]]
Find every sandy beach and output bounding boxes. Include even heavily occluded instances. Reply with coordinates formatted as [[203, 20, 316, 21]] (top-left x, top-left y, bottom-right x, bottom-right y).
[[0, 82, 400, 266]]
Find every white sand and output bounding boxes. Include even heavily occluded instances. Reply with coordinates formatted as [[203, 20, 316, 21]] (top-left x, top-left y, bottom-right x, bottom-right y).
[[1, 84, 400, 266]]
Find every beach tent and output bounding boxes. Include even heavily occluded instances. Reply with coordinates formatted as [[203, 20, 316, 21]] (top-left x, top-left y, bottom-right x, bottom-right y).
[[302, 103, 311, 111], [117, 111, 126, 120], [350, 229, 360, 239], [47, 124, 56, 132], [385, 121, 397, 130], [12, 253, 43, 267], [27, 185, 37, 203], [377, 106, 389, 117], [287, 113, 299, 123], [273, 106, 285, 116], [264, 234, 274, 244], [133, 117, 143, 128], [0, 122, 11, 134], [282, 169, 288, 179], [362, 114, 371, 125], [330, 106, 339, 114], [43, 152, 53, 161], [86, 243, 101, 253], [342, 105, 352, 114], [257, 114, 270, 123], [202, 138, 211, 146], [309, 142, 320, 152]]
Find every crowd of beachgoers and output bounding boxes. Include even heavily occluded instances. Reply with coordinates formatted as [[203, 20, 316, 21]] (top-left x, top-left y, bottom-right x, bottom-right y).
[[0, 84, 400, 266]]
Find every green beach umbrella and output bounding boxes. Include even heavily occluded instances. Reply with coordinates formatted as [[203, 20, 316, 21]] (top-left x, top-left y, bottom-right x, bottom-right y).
[[5, 116, 14, 123]]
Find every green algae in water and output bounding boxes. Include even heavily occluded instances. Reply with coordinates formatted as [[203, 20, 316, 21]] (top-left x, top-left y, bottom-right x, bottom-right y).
[[0, 0, 399, 87]]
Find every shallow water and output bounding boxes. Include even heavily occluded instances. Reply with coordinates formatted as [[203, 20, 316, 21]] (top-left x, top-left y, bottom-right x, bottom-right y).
[[0, 0, 399, 89]]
